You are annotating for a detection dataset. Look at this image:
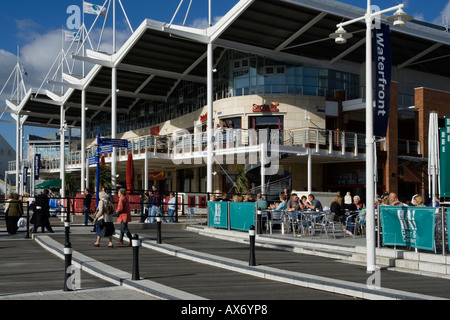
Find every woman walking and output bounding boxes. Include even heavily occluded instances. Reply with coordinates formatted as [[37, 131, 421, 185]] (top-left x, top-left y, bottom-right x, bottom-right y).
[[6, 193, 23, 235], [116, 188, 133, 246], [92, 192, 115, 248]]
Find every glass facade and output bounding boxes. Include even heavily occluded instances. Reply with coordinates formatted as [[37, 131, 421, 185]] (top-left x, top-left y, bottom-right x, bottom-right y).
[[216, 51, 359, 100], [87, 50, 360, 138]]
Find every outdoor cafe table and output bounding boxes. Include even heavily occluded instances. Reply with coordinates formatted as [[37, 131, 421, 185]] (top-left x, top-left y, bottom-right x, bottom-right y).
[[285, 210, 327, 237]]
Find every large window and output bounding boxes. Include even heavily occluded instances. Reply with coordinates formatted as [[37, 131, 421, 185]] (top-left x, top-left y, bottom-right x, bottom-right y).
[[216, 51, 360, 100]]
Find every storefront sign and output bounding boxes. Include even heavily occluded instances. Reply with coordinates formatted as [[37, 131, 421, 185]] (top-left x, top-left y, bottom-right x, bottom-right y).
[[252, 102, 279, 112], [373, 24, 392, 137], [380, 206, 435, 251], [200, 113, 208, 123], [149, 171, 165, 181], [150, 126, 160, 135]]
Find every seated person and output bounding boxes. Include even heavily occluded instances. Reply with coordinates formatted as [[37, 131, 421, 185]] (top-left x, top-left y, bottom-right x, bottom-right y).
[[270, 194, 287, 211], [330, 195, 344, 222], [348, 195, 364, 211], [255, 193, 268, 210], [303, 194, 323, 211], [286, 193, 303, 211]]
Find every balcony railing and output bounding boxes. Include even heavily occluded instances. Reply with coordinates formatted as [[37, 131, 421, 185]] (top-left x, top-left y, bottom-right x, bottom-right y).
[[8, 128, 421, 172]]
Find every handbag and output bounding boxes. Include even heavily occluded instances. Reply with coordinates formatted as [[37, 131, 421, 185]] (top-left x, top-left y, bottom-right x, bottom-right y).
[[96, 218, 105, 229], [17, 217, 25, 228]]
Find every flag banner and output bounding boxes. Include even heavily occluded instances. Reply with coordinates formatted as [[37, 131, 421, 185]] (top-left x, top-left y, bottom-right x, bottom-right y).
[[380, 206, 436, 251], [208, 201, 228, 229], [84, 2, 107, 17], [23, 167, 28, 186], [64, 30, 81, 42], [34, 154, 41, 180], [373, 24, 392, 137]]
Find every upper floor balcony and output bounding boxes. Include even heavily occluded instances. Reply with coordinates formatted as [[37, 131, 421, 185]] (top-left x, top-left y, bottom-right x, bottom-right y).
[[8, 127, 421, 173]]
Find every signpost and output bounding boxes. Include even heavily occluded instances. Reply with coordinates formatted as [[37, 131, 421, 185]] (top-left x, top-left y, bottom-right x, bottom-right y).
[[94, 129, 129, 205]]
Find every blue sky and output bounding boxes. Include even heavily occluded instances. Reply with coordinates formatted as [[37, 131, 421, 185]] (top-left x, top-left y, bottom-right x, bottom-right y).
[[0, 0, 449, 150]]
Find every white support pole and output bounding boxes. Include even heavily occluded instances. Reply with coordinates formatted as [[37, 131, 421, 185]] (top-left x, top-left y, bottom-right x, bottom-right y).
[[86, 158, 90, 190], [144, 149, 149, 191], [261, 142, 266, 196], [307, 149, 312, 194], [60, 105, 66, 198], [113, 0, 116, 54], [111, 67, 117, 193], [206, 42, 214, 194], [81, 89, 86, 192], [365, 0, 376, 274], [19, 118, 24, 195], [15, 115, 20, 194]]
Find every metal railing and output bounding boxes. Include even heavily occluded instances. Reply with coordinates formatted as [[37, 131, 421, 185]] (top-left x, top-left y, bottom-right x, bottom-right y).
[[8, 127, 421, 172]]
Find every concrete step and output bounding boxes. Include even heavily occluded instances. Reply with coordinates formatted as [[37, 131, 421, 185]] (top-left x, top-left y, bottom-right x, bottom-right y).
[[187, 225, 450, 277]]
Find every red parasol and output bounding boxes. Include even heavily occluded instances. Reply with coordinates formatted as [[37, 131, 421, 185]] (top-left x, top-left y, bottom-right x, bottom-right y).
[[126, 153, 134, 194]]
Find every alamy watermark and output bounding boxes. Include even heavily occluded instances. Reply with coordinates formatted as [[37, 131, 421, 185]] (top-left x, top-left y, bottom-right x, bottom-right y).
[[172, 128, 280, 175], [67, 5, 82, 30], [66, 265, 81, 291]]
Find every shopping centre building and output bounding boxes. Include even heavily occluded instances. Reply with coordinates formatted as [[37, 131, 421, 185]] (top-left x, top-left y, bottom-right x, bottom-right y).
[[3, 0, 450, 204]]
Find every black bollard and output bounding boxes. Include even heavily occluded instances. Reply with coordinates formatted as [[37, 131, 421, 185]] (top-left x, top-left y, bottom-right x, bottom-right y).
[[64, 221, 71, 245], [25, 203, 30, 239], [249, 225, 256, 266], [256, 211, 262, 234], [156, 214, 162, 244], [132, 234, 140, 280], [64, 242, 73, 291]]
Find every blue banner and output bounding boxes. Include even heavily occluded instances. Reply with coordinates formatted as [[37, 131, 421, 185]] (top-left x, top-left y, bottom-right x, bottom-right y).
[[373, 24, 392, 137], [380, 206, 435, 251], [34, 154, 41, 180], [23, 167, 28, 186]]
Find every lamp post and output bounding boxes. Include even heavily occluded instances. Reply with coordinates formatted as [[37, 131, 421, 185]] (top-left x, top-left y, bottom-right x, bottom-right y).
[[330, 1, 412, 273]]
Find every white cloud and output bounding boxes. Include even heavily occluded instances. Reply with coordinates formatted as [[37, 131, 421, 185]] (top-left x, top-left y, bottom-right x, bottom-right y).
[[432, 0, 450, 25]]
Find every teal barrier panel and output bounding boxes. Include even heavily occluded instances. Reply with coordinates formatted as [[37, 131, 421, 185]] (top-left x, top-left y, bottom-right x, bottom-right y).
[[380, 206, 436, 251], [208, 201, 228, 229], [230, 202, 256, 231], [447, 209, 450, 252]]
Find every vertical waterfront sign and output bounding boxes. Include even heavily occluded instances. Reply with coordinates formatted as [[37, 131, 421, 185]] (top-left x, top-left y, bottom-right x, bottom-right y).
[[34, 154, 41, 180], [373, 23, 392, 137]]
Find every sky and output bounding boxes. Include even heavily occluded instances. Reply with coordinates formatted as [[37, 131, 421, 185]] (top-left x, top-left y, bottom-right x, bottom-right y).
[[0, 0, 449, 151]]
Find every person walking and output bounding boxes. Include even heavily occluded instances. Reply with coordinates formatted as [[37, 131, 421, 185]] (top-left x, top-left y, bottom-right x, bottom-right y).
[[145, 191, 155, 223], [151, 185, 167, 223], [116, 188, 133, 246], [167, 192, 177, 223], [92, 192, 115, 248], [83, 188, 94, 226], [5, 193, 23, 235], [31, 189, 54, 233]]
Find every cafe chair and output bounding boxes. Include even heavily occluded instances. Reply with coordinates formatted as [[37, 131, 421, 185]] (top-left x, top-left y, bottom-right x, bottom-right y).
[[285, 211, 299, 236], [312, 212, 336, 239], [344, 213, 358, 237], [355, 211, 366, 236], [268, 210, 285, 234]]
